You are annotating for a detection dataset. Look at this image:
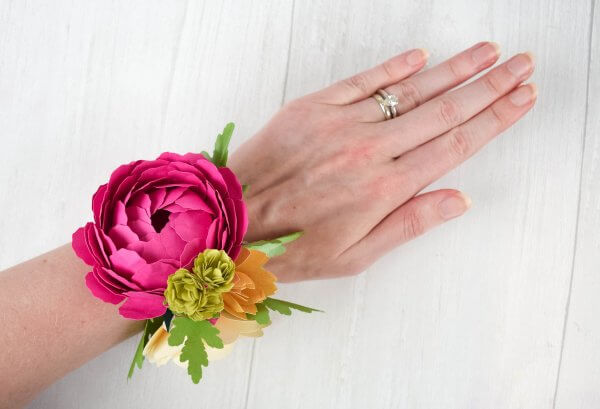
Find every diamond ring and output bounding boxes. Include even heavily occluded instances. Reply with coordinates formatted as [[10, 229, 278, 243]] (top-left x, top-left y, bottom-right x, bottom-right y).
[[372, 88, 399, 120]]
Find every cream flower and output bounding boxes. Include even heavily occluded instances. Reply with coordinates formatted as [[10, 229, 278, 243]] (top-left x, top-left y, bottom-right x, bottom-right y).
[[143, 315, 268, 368], [143, 324, 183, 367]]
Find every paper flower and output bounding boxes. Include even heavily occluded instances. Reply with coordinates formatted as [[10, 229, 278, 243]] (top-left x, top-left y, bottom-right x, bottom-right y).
[[193, 249, 236, 293], [143, 313, 266, 369], [72, 152, 247, 320], [143, 324, 183, 367], [73, 123, 321, 384], [223, 248, 277, 319], [164, 268, 224, 321]]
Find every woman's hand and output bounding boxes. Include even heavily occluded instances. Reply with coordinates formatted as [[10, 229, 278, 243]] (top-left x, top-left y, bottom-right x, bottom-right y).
[[229, 42, 536, 282]]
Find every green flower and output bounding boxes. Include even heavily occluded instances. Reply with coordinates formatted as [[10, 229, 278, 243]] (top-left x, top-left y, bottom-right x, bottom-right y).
[[164, 268, 224, 321], [193, 249, 236, 293]]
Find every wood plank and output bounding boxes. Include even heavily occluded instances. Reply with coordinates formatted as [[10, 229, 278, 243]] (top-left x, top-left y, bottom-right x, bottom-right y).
[[245, 1, 592, 408], [554, 2, 600, 407], [0, 1, 293, 408]]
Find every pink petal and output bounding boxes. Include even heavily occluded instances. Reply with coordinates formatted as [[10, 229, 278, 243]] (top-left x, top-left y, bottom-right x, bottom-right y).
[[118, 292, 166, 320], [72, 225, 95, 266], [108, 224, 139, 248], [128, 193, 152, 216], [175, 190, 214, 213], [85, 270, 125, 305], [206, 219, 219, 249], [179, 238, 206, 269], [149, 188, 167, 214], [169, 211, 213, 242], [109, 248, 146, 280], [132, 260, 176, 290], [219, 167, 243, 200], [92, 184, 107, 225], [111, 201, 128, 226], [129, 219, 155, 238], [85, 223, 111, 267], [161, 187, 187, 208]]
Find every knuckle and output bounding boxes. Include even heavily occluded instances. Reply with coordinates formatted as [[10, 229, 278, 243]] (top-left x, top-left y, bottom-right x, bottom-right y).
[[482, 73, 504, 97], [381, 59, 397, 80], [344, 73, 370, 94], [437, 97, 463, 127], [403, 208, 426, 238], [447, 127, 472, 158], [447, 58, 465, 79], [396, 80, 422, 110], [489, 104, 508, 128]]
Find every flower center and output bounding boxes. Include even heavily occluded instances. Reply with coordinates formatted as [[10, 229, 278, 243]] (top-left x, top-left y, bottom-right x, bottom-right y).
[[150, 209, 171, 233]]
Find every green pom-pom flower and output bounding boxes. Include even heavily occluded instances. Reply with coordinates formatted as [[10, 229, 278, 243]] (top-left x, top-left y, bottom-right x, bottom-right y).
[[164, 268, 224, 321], [193, 249, 236, 293]]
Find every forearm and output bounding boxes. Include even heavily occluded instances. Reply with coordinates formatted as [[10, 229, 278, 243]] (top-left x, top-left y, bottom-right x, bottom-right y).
[[0, 244, 144, 408]]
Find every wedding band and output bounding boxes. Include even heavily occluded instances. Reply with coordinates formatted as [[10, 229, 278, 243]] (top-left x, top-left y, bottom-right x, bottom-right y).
[[373, 94, 392, 120], [372, 89, 399, 121], [376, 89, 399, 119]]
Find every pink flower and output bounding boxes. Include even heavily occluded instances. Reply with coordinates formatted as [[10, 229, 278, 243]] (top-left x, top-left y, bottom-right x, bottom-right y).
[[72, 152, 247, 320]]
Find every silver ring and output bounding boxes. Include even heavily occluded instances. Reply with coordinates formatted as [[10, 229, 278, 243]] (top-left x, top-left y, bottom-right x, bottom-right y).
[[376, 89, 399, 119], [372, 94, 392, 120]]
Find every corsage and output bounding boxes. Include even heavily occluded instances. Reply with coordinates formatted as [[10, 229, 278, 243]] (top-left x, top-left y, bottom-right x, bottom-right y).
[[72, 123, 320, 383]]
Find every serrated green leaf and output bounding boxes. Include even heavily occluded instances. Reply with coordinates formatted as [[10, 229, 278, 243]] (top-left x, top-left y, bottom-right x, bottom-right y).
[[168, 317, 224, 384], [246, 302, 271, 325], [245, 231, 303, 258], [263, 297, 323, 316], [127, 317, 164, 379]]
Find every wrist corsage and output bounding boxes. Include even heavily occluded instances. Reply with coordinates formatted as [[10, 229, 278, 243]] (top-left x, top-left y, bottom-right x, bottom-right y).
[[72, 123, 321, 383]]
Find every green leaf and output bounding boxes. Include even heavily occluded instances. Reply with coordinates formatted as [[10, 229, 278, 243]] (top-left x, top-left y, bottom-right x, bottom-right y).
[[242, 184, 249, 195], [127, 317, 164, 379], [201, 151, 212, 161], [245, 231, 303, 258], [263, 297, 323, 316], [168, 317, 224, 384], [205, 122, 234, 167], [246, 302, 271, 325]]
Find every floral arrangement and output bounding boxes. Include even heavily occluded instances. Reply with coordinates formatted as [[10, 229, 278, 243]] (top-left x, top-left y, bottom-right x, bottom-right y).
[[72, 123, 320, 383]]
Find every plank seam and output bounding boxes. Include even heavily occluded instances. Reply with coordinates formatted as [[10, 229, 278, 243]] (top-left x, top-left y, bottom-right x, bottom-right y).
[[551, 0, 596, 406], [242, 2, 295, 408]]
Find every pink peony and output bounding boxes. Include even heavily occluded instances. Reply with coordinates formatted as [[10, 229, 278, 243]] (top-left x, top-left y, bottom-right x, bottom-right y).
[[72, 152, 248, 320]]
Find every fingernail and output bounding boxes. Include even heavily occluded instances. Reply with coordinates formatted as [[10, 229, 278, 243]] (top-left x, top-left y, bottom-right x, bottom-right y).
[[506, 52, 534, 78], [509, 83, 537, 106], [472, 42, 500, 65], [407, 48, 428, 65], [438, 193, 471, 220]]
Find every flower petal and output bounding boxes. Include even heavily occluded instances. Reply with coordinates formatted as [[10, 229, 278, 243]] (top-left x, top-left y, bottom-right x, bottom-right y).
[[85, 270, 125, 305], [118, 292, 166, 319], [72, 225, 95, 266]]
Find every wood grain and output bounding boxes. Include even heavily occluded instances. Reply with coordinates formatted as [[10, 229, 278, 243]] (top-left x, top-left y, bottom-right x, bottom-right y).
[[0, 0, 593, 408], [554, 2, 600, 408]]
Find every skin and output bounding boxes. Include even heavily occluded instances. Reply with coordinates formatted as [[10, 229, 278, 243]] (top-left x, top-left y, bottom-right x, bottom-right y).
[[0, 42, 536, 408]]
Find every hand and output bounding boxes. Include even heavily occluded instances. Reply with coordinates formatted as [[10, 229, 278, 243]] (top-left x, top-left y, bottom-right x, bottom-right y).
[[228, 42, 536, 282]]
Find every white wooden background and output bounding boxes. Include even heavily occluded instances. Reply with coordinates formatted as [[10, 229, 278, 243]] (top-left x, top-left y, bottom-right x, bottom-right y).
[[0, 0, 597, 408]]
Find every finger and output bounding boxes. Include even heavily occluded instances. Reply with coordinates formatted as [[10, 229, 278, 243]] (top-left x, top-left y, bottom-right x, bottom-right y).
[[309, 49, 429, 106], [378, 52, 535, 157], [341, 189, 471, 266], [347, 41, 501, 122], [397, 83, 537, 197]]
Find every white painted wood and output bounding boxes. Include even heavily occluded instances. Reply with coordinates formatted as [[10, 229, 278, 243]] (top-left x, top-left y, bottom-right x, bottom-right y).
[[0, 1, 293, 408], [0, 0, 593, 408], [554, 3, 600, 408], [246, 1, 593, 409]]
